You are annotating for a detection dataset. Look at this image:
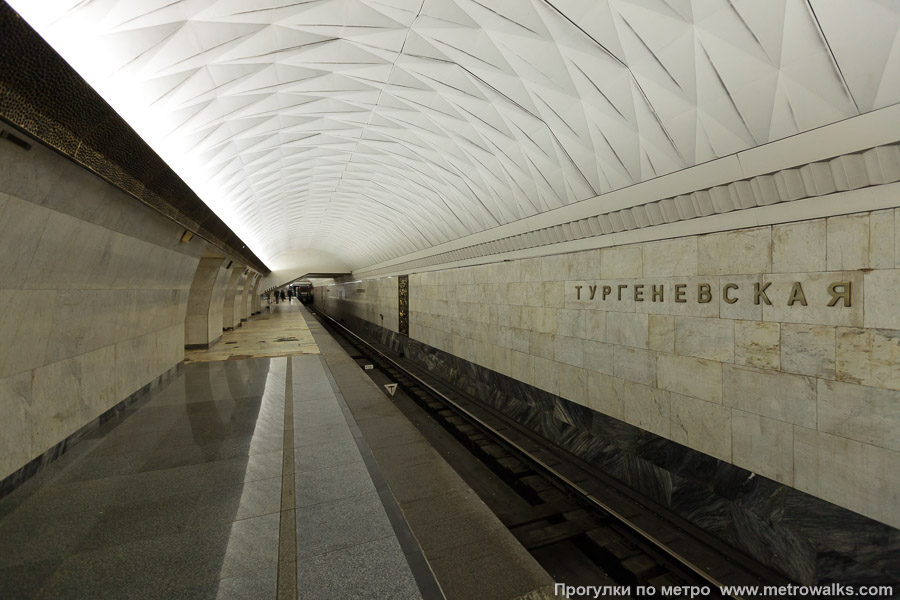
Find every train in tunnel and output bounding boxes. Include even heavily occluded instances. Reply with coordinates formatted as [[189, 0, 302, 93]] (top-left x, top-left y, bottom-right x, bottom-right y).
[[294, 280, 314, 304]]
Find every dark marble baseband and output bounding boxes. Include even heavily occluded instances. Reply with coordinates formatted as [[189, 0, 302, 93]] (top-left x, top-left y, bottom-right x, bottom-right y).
[[323, 310, 900, 589], [0, 361, 184, 502]]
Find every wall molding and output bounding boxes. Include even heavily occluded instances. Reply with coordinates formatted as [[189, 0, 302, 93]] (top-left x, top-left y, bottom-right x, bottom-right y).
[[356, 141, 900, 278]]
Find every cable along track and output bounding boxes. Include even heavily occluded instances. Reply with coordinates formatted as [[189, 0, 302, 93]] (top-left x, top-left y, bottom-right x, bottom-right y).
[[311, 309, 789, 600]]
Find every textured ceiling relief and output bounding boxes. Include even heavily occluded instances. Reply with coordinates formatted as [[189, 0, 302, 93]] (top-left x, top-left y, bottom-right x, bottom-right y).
[[9, 0, 897, 270]]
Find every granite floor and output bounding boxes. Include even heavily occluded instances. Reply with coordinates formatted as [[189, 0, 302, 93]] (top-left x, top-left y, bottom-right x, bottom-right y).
[[185, 300, 319, 363], [0, 354, 431, 599]]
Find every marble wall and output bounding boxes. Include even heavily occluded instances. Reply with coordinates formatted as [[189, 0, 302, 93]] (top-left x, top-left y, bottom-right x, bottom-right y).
[[316, 205, 900, 583], [0, 135, 204, 481], [184, 257, 230, 347], [241, 272, 258, 321], [319, 276, 401, 333], [221, 266, 245, 330]]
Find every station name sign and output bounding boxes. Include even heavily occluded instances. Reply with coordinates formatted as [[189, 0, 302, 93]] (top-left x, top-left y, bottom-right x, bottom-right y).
[[573, 280, 852, 307]]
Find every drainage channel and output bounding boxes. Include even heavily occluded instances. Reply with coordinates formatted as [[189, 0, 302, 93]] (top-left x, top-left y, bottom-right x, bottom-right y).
[[310, 309, 790, 600]]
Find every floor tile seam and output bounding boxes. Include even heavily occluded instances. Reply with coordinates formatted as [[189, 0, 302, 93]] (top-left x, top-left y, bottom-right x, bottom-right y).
[[290, 436, 357, 451], [288, 394, 338, 405], [217, 568, 280, 584], [290, 419, 348, 432], [289, 418, 354, 431], [40, 456, 290, 490], [141, 394, 282, 406], [122, 445, 291, 470], [2, 508, 289, 564], [292, 490, 376, 510], [78, 505, 291, 549], [290, 420, 354, 432], [277, 356, 298, 600], [81, 450, 292, 489], [292, 457, 367, 476], [291, 487, 384, 510], [296, 532, 400, 561], [84, 441, 286, 461], [291, 438, 360, 452], [17, 477, 288, 517], [291, 407, 344, 419], [1, 473, 290, 525], [94, 430, 289, 447]]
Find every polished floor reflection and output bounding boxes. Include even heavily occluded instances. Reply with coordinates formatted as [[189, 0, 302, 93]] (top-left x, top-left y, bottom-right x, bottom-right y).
[[185, 301, 319, 364], [0, 355, 424, 599]]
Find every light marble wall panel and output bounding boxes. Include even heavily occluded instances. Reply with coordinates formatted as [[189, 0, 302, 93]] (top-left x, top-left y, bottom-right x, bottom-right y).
[[614, 347, 656, 386], [241, 272, 258, 320], [210, 263, 232, 336], [0, 139, 201, 481], [221, 266, 245, 330], [586, 372, 622, 420], [732, 411, 794, 485], [0, 371, 34, 480], [607, 312, 649, 349], [674, 316, 734, 362], [601, 246, 642, 278], [622, 382, 670, 439], [698, 227, 771, 275], [232, 270, 248, 325], [0, 197, 51, 286], [567, 249, 601, 280], [184, 257, 229, 347], [826, 214, 870, 270], [868, 210, 894, 269], [670, 393, 732, 462], [642, 238, 698, 278], [863, 270, 900, 330], [251, 277, 262, 314], [648, 315, 675, 353], [818, 379, 900, 451], [772, 220, 827, 273], [657, 353, 723, 403], [794, 427, 900, 529], [734, 320, 780, 370], [318, 203, 900, 527], [723, 364, 817, 428], [896, 208, 900, 266], [781, 324, 836, 378], [835, 327, 900, 390], [0, 291, 56, 379]]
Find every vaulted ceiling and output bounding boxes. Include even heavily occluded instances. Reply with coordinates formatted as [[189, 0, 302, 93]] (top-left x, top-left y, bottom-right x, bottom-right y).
[[9, 0, 900, 271]]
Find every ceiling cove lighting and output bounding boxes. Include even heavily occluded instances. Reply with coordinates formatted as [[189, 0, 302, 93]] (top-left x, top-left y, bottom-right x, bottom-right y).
[[10, 0, 898, 271]]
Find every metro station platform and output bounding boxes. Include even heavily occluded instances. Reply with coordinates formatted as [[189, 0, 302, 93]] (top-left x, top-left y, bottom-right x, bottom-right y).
[[0, 303, 554, 600]]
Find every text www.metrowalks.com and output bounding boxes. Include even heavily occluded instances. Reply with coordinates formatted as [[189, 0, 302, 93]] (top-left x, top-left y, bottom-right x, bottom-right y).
[[554, 582, 895, 598]]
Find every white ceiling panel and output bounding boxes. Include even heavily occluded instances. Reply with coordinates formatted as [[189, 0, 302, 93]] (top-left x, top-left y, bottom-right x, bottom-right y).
[[9, 0, 897, 270]]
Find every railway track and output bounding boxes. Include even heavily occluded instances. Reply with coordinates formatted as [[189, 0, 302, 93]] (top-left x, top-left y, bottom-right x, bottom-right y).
[[310, 309, 790, 600]]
